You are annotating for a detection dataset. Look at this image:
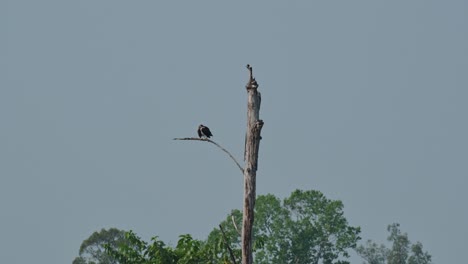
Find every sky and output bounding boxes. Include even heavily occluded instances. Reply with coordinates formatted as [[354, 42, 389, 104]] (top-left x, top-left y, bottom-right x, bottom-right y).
[[2, 1, 467, 263]]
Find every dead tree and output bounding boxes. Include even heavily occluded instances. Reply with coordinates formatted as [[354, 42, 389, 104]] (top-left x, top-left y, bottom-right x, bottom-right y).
[[242, 64, 263, 264], [174, 65, 263, 264]]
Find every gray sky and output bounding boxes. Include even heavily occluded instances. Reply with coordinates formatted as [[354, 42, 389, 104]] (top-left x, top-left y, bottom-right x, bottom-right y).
[[2, 1, 467, 263]]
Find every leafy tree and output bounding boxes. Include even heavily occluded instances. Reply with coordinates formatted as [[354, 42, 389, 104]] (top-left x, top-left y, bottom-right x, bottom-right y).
[[408, 242, 431, 264], [73, 228, 127, 264], [209, 189, 361, 264], [72, 257, 87, 264], [356, 224, 432, 264], [77, 190, 362, 264], [356, 240, 389, 264], [104, 231, 228, 264], [104, 230, 176, 264], [206, 210, 243, 263], [387, 223, 410, 264]]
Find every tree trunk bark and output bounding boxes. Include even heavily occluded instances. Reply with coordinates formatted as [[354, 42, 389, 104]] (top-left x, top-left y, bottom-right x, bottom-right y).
[[241, 65, 263, 264]]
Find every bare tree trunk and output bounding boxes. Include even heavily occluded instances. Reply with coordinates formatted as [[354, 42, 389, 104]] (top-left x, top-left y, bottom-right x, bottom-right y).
[[242, 65, 263, 264]]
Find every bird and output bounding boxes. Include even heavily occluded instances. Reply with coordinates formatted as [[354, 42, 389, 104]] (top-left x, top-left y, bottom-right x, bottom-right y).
[[198, 124, 213, 138]]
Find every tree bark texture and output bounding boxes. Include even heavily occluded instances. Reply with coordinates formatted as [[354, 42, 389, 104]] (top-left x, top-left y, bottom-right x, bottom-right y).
[[242, 65, 263, 264]]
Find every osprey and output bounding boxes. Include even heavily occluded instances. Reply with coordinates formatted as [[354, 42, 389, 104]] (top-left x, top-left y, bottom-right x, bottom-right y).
[[198, 124, 213, 138]]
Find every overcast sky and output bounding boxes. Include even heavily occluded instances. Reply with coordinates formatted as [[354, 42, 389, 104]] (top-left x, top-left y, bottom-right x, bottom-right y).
[[2, 1, 467, 263]]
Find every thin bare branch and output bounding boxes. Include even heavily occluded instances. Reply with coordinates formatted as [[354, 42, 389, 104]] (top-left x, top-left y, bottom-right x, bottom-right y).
[[219, 224, 238, 264], [231, 214, 241, 236], [173, 137, 244, 174]]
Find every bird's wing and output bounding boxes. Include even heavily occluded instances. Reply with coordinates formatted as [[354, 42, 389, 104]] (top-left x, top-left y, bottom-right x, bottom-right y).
[[197, 128, 202, 138], [204, 127, 213, 137]]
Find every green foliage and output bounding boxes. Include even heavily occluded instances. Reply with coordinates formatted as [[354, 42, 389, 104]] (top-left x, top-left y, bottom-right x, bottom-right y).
[[208, 189, 361, 264], [82, 191, 449, 264], [75, 190, 435, 264], [356, 223, 432, 264], [387, 223, 410, 264], [73, 228, 127, 264], [72, 257, 87, 264], [408, 242, 431, 264], [104, 231, 227, 264], [356, 240, 389, 264], [175, 234, 208, 264], [206, 210, 242, 263]]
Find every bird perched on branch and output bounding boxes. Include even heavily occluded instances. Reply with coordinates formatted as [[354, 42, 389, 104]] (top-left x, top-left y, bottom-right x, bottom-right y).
[[198, 124, 213, 138]]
